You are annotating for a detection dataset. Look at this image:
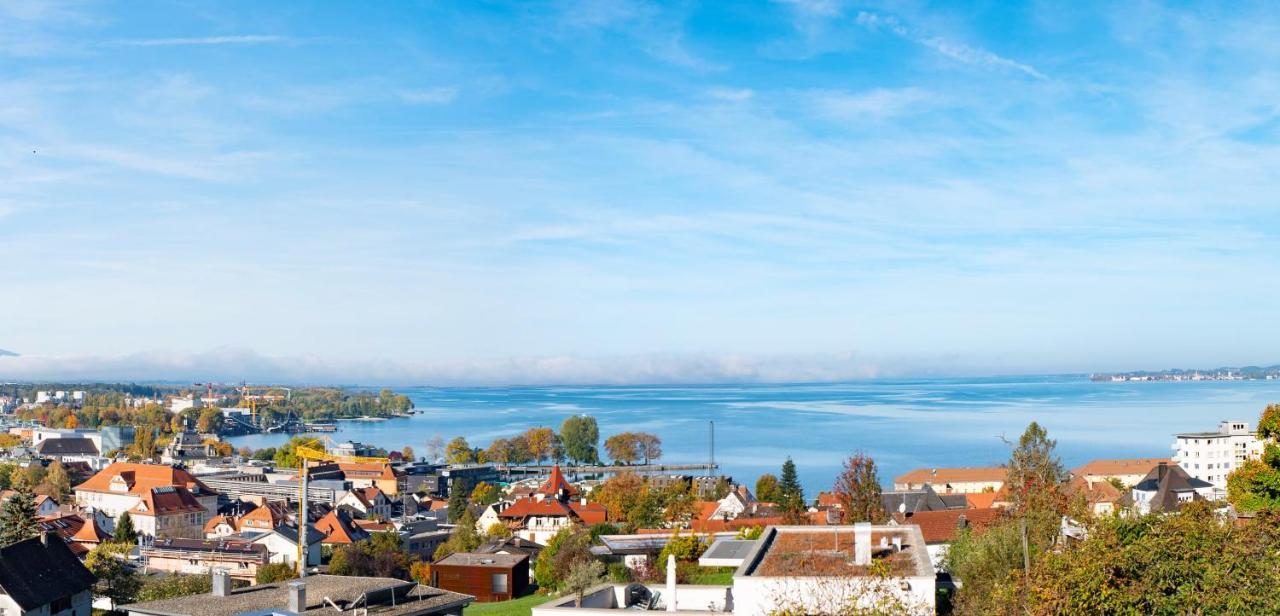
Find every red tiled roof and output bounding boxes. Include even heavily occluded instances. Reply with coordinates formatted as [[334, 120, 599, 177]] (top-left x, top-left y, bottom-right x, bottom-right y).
[[569, 502, 607, 525], [816, 492, 841, 508], [130, 486, 205, 517], [240, 502, 285, 529], [74, 462, 215, 496], [894, 508, 1003, 543], [336, 462, 397, 481], [536, 465, 579, 497], [964, 492, 1002, 509], [353, 519, 395, 532], [315, 509, 369, 545], [1072, 458, 1169, 478], [499, 498, 573, 519], [204, 514, 238, 534], [895, 467, 1007, 486]]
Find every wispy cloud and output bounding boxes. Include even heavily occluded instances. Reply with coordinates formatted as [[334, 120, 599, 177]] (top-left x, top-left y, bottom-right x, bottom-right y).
[[856, 12, 1048, 80], [397, 87, 459, 105], [808, 87, 933, 120], [110, 35, 289, 47]]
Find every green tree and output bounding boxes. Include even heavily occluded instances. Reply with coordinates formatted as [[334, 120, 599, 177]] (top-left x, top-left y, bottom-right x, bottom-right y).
[[445, 437, 474, 464], [560, 416, 600, 464], [535, 526, 593, 591], [273, 437, 322, 469], [755, 473, 781, 503], [255, 563, 298, 584], [832, 452, 886, 524], [564, 559, 606, 607], [136, 575, 212, 601], [434, 508, 482, 561], [447, 479, 471, 524], [86, 542, 141, 609], [1229, 404, 1280, 512], [114, 511, 138, 545], [778, 458, 806, 523], [196, 407, 224, 433], [0, 491, 39, 545]]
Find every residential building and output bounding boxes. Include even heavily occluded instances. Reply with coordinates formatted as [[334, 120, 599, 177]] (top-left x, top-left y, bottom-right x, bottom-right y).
[[1171, 420, 1262, 494], [496, 466, 606, 545], [73, 463, 219, 539], [121, 572, 472, 616], [534, 524, 935, 616], [140, 538, 269, 580], [1068, 476, 1124, 516], [337, 487, 393, 519], [893, 467, 1006, 494], [880, 485, 970, 517], [400, 519, 451, 561], [2, 492, 62, 518], [37, 513, 111, 558], [33, 437, 100, 460], [431, 553, 529, 603], [1126, 462, 1216, 514], [0, 534, 96, 616], [889, 508, 1002, 569], [250, 525, 325, 569], [31, 429, 103, 454], [1072, 458, 1170, 489], [314, 509, 370, 545], [476, 537, 543, 581]]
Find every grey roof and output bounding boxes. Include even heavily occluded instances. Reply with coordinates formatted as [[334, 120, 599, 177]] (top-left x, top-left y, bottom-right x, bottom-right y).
[[477, 536, 543, 556], [702, 539, 757, 561], [35, 437, 99, 456], [881, 485, 967, 515], [435, 552, 527, 568], [0, 535, 96, 610], [1131, 463, 1212, 512], [265, 524, 326, 546], [122, 575, 472, 616]]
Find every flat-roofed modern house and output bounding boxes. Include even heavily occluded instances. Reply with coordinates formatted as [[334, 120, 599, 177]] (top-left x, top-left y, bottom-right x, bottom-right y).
[[122, 571, 472, 616], [534, 524, 935, 616], [0, 534, 97, 616], [430, 552, 529, 602], [893, 467, 1006, 494], [1171, 420, 1262, 495]]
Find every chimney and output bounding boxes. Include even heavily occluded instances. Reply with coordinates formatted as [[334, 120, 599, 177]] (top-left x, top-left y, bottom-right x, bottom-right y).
[[211, 569, 232, 597], [288, 581, 306, 613], [854, 522, 872, 566], [1157, 462, 1168, 483], [40, 531, 53, 547]]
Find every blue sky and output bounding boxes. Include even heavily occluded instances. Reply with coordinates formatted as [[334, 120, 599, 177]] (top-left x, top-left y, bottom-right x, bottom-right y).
[[3, 1, 1280, 384]]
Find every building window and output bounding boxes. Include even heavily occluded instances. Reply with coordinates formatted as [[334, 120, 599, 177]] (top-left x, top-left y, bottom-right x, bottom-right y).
[[490, 573, 508, 595]]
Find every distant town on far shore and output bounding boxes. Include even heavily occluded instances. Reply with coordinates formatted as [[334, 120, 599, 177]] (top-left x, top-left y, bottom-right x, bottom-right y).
[[1090, 365, 1280, 382]]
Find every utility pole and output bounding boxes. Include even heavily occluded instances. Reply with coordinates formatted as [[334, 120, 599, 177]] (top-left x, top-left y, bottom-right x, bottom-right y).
[[1020, 518, 1030, 575]]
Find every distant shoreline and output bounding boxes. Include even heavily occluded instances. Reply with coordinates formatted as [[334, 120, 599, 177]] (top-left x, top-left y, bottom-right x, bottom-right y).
[[1091, 366, 1280, 382]]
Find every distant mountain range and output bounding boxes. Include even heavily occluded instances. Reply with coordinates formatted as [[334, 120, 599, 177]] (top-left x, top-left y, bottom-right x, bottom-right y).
[[0, 349, 16, 357], [1092, 365, 1280, 382]]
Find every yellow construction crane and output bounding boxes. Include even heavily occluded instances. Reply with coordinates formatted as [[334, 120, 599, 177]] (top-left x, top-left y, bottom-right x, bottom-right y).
[[293, 440, 390, 576]]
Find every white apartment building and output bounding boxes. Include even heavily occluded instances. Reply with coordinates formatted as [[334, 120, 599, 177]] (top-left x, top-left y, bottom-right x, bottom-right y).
[[1171, 420, 1262, 495]]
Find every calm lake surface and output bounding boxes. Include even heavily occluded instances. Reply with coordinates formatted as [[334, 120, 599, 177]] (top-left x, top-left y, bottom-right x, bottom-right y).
[[225, 376, 1280, 494]]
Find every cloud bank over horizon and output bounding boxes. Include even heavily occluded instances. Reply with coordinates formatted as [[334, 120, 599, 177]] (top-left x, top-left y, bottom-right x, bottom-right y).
[[0, 347, 909, 386]]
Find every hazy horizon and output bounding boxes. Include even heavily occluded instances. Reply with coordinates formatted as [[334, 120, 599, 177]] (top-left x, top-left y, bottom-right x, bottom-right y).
[[6, 2, 1280, 384]]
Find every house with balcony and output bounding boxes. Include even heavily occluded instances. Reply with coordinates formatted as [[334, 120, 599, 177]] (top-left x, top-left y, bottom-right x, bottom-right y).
[[74, 462, 219, 540]]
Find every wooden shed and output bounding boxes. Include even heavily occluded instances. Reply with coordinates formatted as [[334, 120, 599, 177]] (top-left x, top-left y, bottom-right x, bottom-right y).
[[430, 552, 529, 602]]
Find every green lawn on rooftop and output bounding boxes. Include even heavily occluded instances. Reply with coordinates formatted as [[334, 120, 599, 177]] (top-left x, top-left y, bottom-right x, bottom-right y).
[[463, 593, 553, 616]]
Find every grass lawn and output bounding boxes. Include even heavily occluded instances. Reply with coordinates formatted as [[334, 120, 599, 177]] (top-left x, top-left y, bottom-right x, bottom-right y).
[[688, 567, 736, 585], [463, 593, 554, 616]]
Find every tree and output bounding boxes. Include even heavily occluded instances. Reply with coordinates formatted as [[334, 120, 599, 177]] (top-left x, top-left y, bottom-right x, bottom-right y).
[[778, 458, 806, 523], [0, 491, 39, 545], [273, 437, 322, 469], [425, 435, 446, 462], [560, 416, 600, 464], [445, 437, 474, 464], [591, 472, 647, 526], [525, 427, 556, 466], [469, 482, 499, 507], [43, 461, 71, 499], [196, 407, 224, 433], [995, 501, 1280, 614], [136, 575, 212, 601], [447, 479, 471, 523], [536, 526, 593, 591], [114, 511, 138, 544], [401, 446, 415, 461], [604, 433, 640, 465], [86, 542, 141, 609], [946, 421, 1069, 613], [1229, 404, 1280, 512], [64, 414, 79, 429], [434, 508, 482, 560], [485, 438, 513, 466], [255, 563, 298, 584], [832, 452, 886, 524], [564, 559, 606, 607], [635, 433, 662, 465], [755, 473, 781, 503]]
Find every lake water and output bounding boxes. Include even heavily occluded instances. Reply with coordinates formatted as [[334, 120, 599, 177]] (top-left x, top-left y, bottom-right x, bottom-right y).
[[225, 376, 1280, 495]]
